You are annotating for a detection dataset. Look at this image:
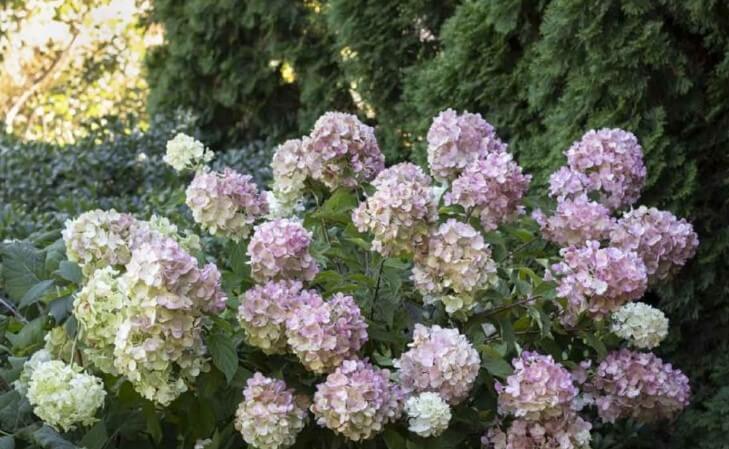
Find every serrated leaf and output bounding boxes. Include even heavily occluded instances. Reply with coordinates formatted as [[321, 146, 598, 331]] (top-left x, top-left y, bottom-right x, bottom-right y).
[[583, 332, 608, 359], [48, 296, 73, 323], [6, 317, 45, 353], [32, 426, 77, 449], [482, 354, 514, 378], [79, 421, 107, 449], [18, 279, 54, 309], [55, 261, 82, 284], [207, 332, 238, 383], [1, 242, 47, 302]]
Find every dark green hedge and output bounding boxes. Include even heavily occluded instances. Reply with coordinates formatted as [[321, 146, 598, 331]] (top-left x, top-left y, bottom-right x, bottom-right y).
[[146, 1, 729, 447]]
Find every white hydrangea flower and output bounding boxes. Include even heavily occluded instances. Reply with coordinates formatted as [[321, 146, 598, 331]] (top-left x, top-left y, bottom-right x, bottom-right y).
[[271, 138, 309, 214], [611, 302, 669, 349], [164, 133, 213, 172], [405, 392, 452, 438], [13, 349, 52, 395], [26, 360, 106, 432], [194, 439, 212, 449]]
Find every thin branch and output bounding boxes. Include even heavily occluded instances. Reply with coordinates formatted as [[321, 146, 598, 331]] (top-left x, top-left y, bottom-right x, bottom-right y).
[[0, 296, 27, 323]]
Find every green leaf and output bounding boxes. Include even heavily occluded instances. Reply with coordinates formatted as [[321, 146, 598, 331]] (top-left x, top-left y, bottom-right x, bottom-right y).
[[6, 316, 45, 353], [32, 426, 78, 449], [207, 332, 238, 383], [482, 353, 514, 378], [0, 436, 14, 449], [383, 428, 407, 449], [79, 421, 108, 449], [18, 279, 54, 309], [582, 332, 608, 359], [143, 402, 162, 444], [312, 188, 358, 223], [1, 242, 47, 302], [48, 296, 74, 323], [55, 261, 82, 284]]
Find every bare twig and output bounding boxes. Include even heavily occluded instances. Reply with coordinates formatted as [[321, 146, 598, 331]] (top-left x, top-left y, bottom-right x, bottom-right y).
[[0, 296, 27, 323]]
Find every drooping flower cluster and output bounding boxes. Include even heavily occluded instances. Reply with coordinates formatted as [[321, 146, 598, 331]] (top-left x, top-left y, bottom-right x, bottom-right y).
[[352, 163, 437, 256], [610, 206, 699, 283], [532, 195, 614, 246], [411, 220, 497, 315], [164, 133, 213, 172], [270, 138, 309, 215], [286, 292, 368, 373], [234, 373, 309, 449], [247, 219, 319, 282], [427, 109, 506, 181], [564, 128, 646, 210], [395, 324, 480, 405], [496, 352, 578, 420], [185, 168, 268, 241], [114, 236, 226, 405], [25, 360, 106, 432], [311, 359, 404, 441], [73, 267, 127, 374], [483, 413, 592, 449], [611, 302, 669, 349], [405, 392, 452, 438], [13, 349, 51, 395], [446, 152, 531, 231], [550, 241, 647, 324], [304, 112, 384, 189], [590, 349, 690, 423], [63, 209, 137, 275], [238, 280, 305, 355]]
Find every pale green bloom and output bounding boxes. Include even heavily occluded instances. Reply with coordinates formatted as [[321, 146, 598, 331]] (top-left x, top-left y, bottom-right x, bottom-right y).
[[164, 133, 213, 172]]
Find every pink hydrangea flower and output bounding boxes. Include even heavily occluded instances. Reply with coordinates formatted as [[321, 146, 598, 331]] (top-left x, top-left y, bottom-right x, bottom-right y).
[[610, 206, 699, 284], [311, 359, 404, 441], [590, 349, 690, 423], [565, 129, 646, 210], [550, 241, 647, 325], [395, 324, 480, 405], [238, 280, 305, 354], [411, 220, 497, 315], [185, 168, 268, 241], [427, 109, 507, 181], [286, 292, 368, 373], [532, 195, 615, 246], [482, 412, 592, 449], [496, 352, 578, 420], [304, 112, 384, 189], [352, 163, 437, 257], [247, 219, 319, 282], [446, 152, 531, 231], [234, 373, 309, 449]]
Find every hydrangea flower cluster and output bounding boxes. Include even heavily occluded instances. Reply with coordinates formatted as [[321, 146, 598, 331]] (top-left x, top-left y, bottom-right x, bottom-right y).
[[304, 112, 384, 189], [547, 167, 592, 201], [163, 133, 213, 172], [532, 195, 614, 246], [25, 360, 106, 432], [352, 163, 437, 256], [565, 128, 646, 210], [446, 152, 531, 231], [427, 109, 506, 181], [405, 392, 452, 438], [286, 292, 368, 373], [590, 349, 690, 423], [550, 241, 647, 324], [238, 280, 305, 355], [411, 220, 497, 315], [611, 302, 669, 349], [73, 267, 127, 374], [496, 352, 578, 420], [185, 168, 268, 241], [311, 359, 404, 441], [63, 209, 137, 276], [395, 324, 480, 405], [133, 214, 202, 255], [234, 373, 309, 449], [247, 219, 319, 282], [13, 349, 51, 395], [114, 236, 226, 405], [270, 138, 309, 215], [610, 206, 699, 283], [483, 412, 592, 449]]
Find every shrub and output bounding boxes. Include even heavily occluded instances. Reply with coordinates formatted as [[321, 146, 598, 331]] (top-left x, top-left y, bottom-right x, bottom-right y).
[[0, 110, 699, 449]]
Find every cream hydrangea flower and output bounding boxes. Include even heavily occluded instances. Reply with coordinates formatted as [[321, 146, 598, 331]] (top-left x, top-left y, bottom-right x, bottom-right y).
[[73, 267, 128, 374], [26, 360, 106, 432], [405, 392, 452, 438], [270, 138, 309, 215], [13, 349, 51, 395], [611, 302, 669, 349], [164, 133, 213, 172]]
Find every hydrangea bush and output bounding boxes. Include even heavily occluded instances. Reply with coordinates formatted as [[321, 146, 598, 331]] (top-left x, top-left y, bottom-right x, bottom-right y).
[[0, 113, 699, 449]]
